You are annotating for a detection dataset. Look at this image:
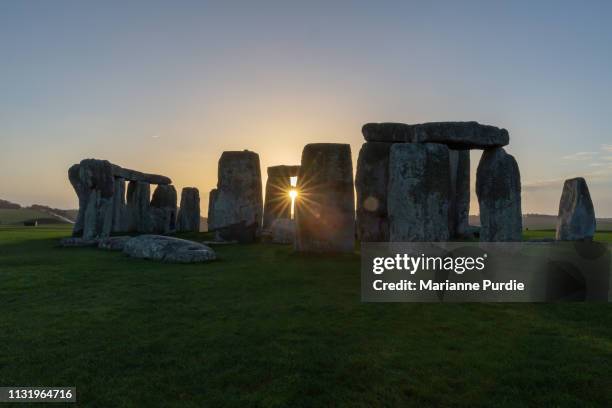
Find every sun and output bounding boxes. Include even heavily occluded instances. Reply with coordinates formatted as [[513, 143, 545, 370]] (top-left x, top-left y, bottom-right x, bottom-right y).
[[289, 189, 298, 199]]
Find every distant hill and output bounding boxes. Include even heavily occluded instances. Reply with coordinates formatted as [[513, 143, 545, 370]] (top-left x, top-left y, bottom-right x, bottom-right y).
[[469, 214, 612, 231], [0, 199, 76, 225], [0, 199, 21, 209]]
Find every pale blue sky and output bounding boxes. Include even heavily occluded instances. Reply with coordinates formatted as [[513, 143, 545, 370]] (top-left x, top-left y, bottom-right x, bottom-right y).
[[1, 1, 612, 215]]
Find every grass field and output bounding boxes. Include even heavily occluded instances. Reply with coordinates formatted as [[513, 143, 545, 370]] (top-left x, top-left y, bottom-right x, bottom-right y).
[[0, 209, 67, 225], [0, 226, 611, 407]]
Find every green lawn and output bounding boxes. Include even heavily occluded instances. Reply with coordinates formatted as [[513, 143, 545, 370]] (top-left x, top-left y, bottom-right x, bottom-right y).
[[0, 226, 611, 407], [0, 209, 65, 225]]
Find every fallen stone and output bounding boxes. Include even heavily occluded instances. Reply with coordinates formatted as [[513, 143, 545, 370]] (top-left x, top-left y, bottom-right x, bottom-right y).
[[295, 143, 355, 253], [270, 218, 295, 244], [476, 147, 522, 241], [59, 237, 99, 247], [207, 150, 263, 242], [388, 143, 451, 241], [150, 184, 178, 234], [123, 235, 216, 263], [355, 142, 391, 242], [362, 121, 509, 149], [214, 221, 258, 244], [177, 187, 201, 232], [98, 236, 131, 251], [556, 177, 596, 241]]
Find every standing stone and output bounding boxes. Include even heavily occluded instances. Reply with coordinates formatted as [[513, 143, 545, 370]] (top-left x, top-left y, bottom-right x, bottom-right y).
[[448, 150, 470, 238], [355, 142, 391, 242], [388, 143, 451, 241], [68, 164, 87, 237], [150, 184, 178, 234], [294, 143, 355, 253], [476, 147, 522, 241], [263, 165, 300, 230], [112, 178, 128, 233], [207, 188, 218, 232], [177, 187, 201, 232], [126, 181, 153, 233], [208, 150, 263, 242], [68, 159, 115, 240], [556, 177, 596, 241]]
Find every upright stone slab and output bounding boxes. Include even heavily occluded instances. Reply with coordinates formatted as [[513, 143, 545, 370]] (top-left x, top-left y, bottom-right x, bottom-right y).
[[263, 165, 300, 230], [177, 187, 201, 232], [355, 142, 391, 242], [150, 184, 177, 234], [68, 159, 115, 240], [388, 143, 451, 241], [112, 178, 128, 233], [448, 150, 470, 238], [476, 147, 522, 241], [126, 181, 153, 233], [556, 177, 596, 241], [208, 150, 263, 242], [207, 188, 218, 232], [294, 143, 355, 253]]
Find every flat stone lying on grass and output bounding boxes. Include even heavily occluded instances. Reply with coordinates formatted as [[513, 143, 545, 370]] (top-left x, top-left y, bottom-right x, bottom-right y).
[[98, 236, 132, 251], [59, 237, 99, 247], [123, 235, 216, 263]]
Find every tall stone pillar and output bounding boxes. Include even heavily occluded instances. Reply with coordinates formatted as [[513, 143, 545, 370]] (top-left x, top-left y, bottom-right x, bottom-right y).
[[263, 165, 300, 230], [150, 184, 177, 234], [388, 143, 451, 241], [448, 150, 470, 238], [476, 147, 522, 241], [127, 181, 153, 233], [177, 187, 201, 232], [556, 177, 596, 241], [355, 142, 391, 242], [207, 150, 263, 242], [68, 159, 115, 240], [294, 143, 355, 253], [112, 178, 128, 233]]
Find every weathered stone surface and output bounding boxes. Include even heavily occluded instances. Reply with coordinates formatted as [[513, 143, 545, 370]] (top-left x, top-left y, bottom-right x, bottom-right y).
[[355, 142, 391, 242], [112, 178, 128, 233], [150, 184, 177, 234], [207, 188, 218, 231], [295, 143, 355, 253], [556, 177, 596, 241], [208, 150, 263, 242], [267, 165, 300, 178], [263, 165, 299, 229], [388, 143, 451, 241], [68, 159, 115, 240], [111, 164, 171, 185], [448, 150, 470, 238], [126, 181, 153, 233], [476, 147, 522, 241], [98, 236, 131, 251], [59, 237, 99, 247], [123, 235, 216, 263], [177, 187, 200, 232], [362, 122, 509, 149], [271, 218, 295, 244]]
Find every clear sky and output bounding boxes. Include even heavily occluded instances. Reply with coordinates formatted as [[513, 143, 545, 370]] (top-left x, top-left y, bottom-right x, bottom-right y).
[[1, 1, 612, 215]]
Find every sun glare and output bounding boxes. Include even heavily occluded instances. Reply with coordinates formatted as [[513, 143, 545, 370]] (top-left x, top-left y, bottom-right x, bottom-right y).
[[289, 189, 298, 199]]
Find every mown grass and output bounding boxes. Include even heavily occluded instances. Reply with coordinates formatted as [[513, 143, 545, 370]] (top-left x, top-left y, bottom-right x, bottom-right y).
[[0, 226, 610, 407]]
